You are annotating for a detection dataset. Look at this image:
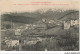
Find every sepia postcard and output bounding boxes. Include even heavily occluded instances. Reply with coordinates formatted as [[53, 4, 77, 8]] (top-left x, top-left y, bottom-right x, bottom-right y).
[[0, 0, 79, 52]]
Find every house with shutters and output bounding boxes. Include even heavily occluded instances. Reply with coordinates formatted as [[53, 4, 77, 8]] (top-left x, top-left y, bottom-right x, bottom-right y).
[[70, 20, 79, 26]]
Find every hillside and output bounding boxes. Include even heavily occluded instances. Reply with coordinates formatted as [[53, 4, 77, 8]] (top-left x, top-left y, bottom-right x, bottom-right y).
[[1, 10, 79, 23], [1, 9, 79, 30]]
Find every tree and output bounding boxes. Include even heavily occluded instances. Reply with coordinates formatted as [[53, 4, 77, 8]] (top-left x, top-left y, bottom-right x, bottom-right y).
[[57, 29, 79, 51]]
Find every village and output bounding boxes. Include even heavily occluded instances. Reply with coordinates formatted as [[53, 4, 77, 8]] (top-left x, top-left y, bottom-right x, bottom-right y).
[[1, 18, 79, 51]]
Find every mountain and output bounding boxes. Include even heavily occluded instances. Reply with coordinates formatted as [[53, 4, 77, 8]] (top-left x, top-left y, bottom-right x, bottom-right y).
[[1, 14, 38, 23], [1, 9, 79, 30], [1, 9, 78, 23], [58, 11, 79, 21]]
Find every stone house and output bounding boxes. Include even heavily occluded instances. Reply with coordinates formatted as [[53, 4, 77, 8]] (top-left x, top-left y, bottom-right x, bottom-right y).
[[70, 20, 79, 26], [63, 21, 70, 29], [5, 40, 19, 47]]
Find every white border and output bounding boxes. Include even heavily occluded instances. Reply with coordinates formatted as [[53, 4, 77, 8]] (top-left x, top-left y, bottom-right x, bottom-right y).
[[0, 0, 79, 54], [79, 0, 80, 51], [0, 51, 80, 54]]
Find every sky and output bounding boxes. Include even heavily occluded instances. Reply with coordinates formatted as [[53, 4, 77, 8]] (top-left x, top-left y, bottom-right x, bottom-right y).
[[0, 0, 79, 14]]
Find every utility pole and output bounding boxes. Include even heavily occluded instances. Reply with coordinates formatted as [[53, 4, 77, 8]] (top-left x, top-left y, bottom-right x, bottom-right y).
[[19, 36, 22, 51], [15, 28, 22, 51], [18, 29, 22, 51]]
